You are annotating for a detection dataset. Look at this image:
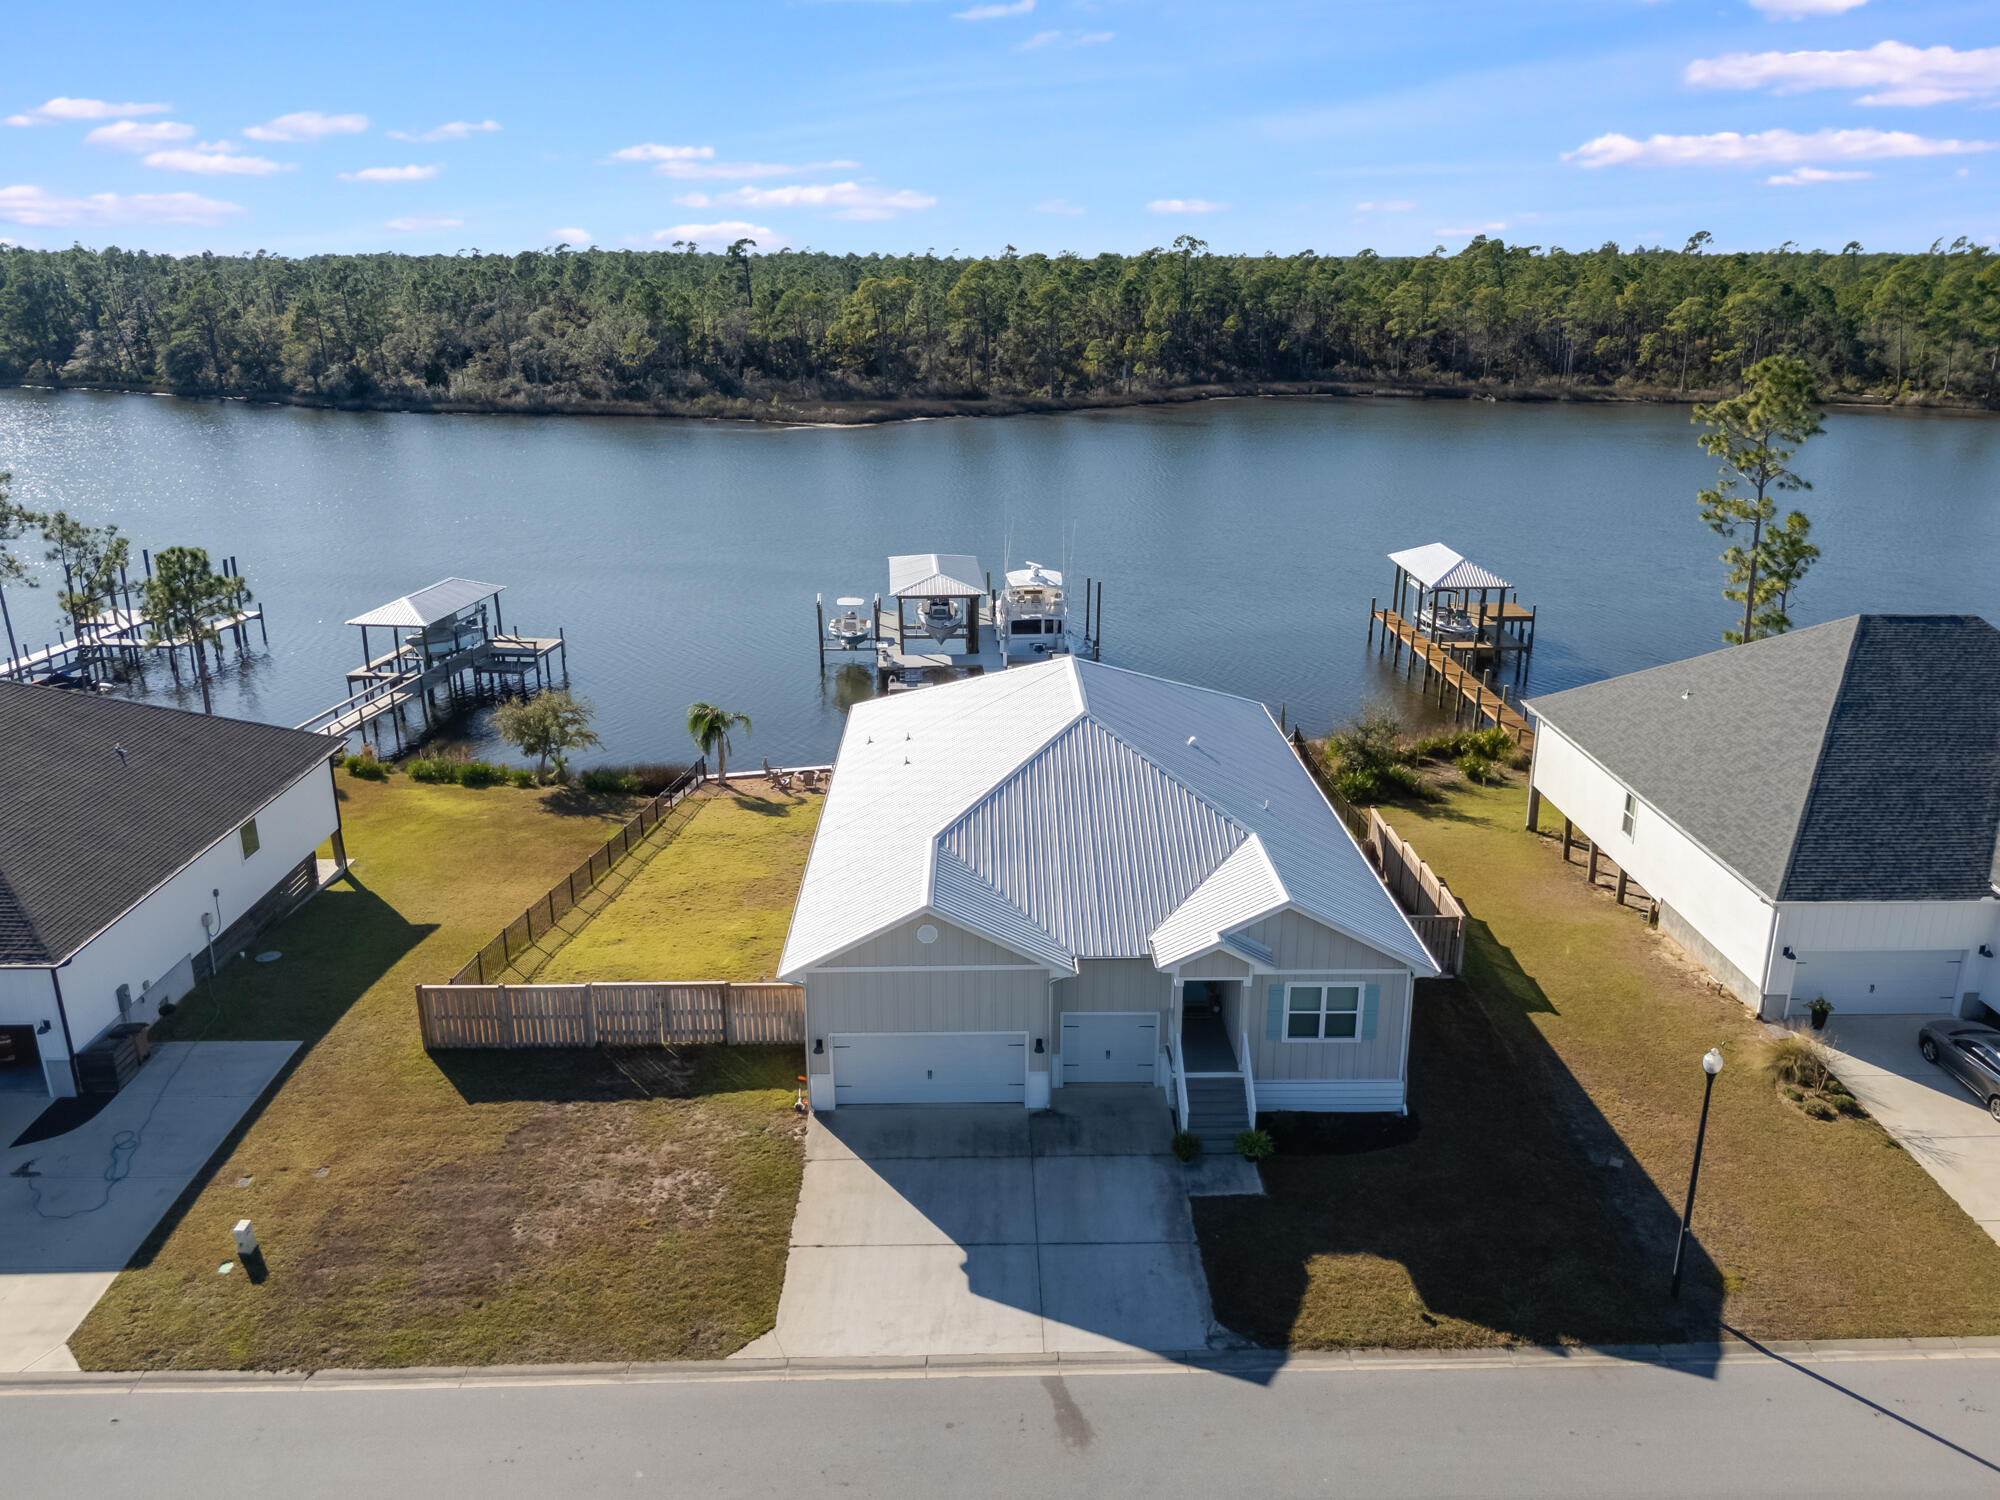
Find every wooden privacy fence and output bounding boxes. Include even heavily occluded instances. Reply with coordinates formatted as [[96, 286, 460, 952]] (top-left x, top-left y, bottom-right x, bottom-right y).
[[1359, 808, 1467, 976], [451, 763, 706, 985], [417, 980, 805, 1050]]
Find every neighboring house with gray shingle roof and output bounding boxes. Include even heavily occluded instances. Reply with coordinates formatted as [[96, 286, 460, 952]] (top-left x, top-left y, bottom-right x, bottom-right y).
[[1526, 616, 2000, 1023], [0, 682, 343, 1097]]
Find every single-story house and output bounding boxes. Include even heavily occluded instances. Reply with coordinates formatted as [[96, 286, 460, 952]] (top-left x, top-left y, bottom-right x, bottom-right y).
[[0, 682, 345, 1097], [1525, 615, 2000, 1022], [779, 656, 1440, 1133]]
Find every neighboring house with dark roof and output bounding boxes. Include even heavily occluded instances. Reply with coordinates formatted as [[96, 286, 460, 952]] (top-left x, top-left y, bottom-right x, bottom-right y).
[[0, 683, 343, 1097], [1525, 616, 2000, 1023], [780, 656, 1439, 1138]]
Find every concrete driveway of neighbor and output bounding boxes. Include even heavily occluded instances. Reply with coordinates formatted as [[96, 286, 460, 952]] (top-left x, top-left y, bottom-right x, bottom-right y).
[[0, 1041, 297, 1373], [748, 1087, 1242, 1359], [1818, 1014, 2000, 1247]]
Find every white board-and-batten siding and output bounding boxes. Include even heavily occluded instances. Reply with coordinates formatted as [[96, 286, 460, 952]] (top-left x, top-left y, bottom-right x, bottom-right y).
[[1237, 910, 1402, 973], [1055, 959, 1171, 1013], [825, 914, 1041, 969], [1242, 970, 1411, 1084]]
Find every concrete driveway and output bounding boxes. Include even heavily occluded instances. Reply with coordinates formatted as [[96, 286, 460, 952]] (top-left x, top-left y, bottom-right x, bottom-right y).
[[750, 1087, 1237, 1358], [1818, 1014, 2000, 1247], [0, 1041, 296, 1372]]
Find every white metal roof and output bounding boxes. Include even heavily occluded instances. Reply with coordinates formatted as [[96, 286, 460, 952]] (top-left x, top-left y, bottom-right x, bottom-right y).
[[1005, 562, 1063, 589], [780, 657, 1439, 980], [345, 578, 504, 630], [889, 553, 986, 598], [1388, 543, 1510, 592]]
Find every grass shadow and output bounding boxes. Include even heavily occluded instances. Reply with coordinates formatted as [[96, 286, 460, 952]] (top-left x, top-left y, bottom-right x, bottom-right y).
[[434, 1043, 801, 1105], [539, 786, 642, 819]]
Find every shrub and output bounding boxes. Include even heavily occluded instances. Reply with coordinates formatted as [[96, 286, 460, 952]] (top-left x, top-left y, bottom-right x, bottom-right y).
[[456, 761, 505, 789], [1466, 726, 1513, 760], [508, 768, 537, 788], [1833, 1093, 1868, 1119], [1763, 1033, 1834, 1092], [1170, 1131, 1203, 1163], [341, 753, 387, 781], [1234, 1128, 1275, 1161], [1803, 1097, 1837, 1121], [1456, 751, 1500, 785], [579, 767, 644, 796], [407, 757, 455, 784]]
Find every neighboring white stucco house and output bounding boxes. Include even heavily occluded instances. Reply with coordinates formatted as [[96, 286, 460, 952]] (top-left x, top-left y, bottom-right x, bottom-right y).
[[1526, 615, 2000, 1023], [780, 657, 1439, 1143], [0, 682, 344, 1097]]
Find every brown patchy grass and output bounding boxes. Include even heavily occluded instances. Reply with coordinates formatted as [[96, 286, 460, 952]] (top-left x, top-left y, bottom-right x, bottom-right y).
[[1194, 777, 2000, 1349], [70, 773, 805, 1371]]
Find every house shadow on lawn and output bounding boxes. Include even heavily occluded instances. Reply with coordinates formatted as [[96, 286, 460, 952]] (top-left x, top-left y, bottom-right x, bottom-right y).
[[1192, 963, 1728, 1378]]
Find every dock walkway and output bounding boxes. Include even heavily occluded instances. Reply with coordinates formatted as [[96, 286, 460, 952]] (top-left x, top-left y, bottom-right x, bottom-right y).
[[1370, 606, 1534, 748]]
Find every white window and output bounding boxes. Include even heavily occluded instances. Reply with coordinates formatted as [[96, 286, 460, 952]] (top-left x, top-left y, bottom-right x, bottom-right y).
[[1286, 983, 1361, 1041], [1621, 792, 1636, 839], [239, 818, 260, 859]]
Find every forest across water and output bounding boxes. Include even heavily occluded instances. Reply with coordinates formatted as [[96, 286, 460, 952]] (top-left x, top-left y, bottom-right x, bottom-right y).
[[2, 235, 1997, 423]]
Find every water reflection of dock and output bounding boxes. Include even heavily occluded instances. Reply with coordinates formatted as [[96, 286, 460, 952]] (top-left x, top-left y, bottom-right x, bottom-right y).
[[1369, 542, 1536, 747], [295, 578, 565, 754]]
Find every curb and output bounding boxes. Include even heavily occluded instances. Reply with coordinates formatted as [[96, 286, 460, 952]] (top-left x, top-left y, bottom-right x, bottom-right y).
[[6, 1335, 1999, 1394]]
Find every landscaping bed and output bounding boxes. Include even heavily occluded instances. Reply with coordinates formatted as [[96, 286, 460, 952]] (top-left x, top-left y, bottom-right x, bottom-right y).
[[1193, 778, 2000, 1349], [70, 773, 806, 1370]]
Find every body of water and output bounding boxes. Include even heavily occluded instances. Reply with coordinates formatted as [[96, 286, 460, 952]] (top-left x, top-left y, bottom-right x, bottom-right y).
[[2, 389, 1996, 765]]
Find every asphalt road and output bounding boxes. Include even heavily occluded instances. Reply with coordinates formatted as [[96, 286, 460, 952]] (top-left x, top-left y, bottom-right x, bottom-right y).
[[7, 1349, 1999, 1498]]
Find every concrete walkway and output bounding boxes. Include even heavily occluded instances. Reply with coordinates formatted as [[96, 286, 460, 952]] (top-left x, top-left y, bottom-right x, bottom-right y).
[[0, 1041, 296, 1372], [1818, 1015, 2000, 1247], [750, 1088, 1246, 1359]]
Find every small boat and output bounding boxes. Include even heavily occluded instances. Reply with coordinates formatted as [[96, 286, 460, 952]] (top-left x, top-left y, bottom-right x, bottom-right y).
[[998, 561, 1074, 661], [827, 597, 873, 649], [920, 598, 962, 643]]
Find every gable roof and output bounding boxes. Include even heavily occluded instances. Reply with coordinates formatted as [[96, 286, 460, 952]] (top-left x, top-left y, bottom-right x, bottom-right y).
[[1388, 542, 1510, 592], [1526, 615, 2000, 903], [0, 683, 338, 965], [888, 554, 985, 598], [346, 578, 502, 630], [780, 658, 1439, 980]]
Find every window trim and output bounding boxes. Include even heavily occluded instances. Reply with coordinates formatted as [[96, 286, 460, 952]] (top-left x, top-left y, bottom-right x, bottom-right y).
[[1281, 981, 1363, 1044], [239, 818, 260, 860], [1620, 791, 1637, 839]]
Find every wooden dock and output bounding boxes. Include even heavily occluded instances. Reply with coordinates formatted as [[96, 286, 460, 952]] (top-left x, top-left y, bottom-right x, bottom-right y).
[[1370, 606, 1535, 748]]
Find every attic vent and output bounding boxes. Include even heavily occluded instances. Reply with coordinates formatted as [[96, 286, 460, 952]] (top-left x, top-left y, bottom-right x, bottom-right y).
[[916, 924, 939, 945]]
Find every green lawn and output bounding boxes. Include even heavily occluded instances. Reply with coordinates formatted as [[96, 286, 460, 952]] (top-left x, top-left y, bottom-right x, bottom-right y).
[[1194, 776, 2000, 1350], [70, 773, 805, 1371], [536, 785, 823, 983]]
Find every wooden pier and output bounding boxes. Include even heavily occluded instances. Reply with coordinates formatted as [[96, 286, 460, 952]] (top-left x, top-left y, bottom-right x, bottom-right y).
[[1369, 606, 1535, 747]]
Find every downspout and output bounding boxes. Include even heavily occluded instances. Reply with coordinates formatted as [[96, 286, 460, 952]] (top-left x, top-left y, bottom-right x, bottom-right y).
[[1759, 901, 1784, 1021], [327, 756, 350, 873], [1396, 972, 1416, 1117], [48, 964, 80, 1095]]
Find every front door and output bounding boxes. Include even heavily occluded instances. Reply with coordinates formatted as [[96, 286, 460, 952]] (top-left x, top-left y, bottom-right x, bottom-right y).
[[1060, 1012, 1158, 1083]]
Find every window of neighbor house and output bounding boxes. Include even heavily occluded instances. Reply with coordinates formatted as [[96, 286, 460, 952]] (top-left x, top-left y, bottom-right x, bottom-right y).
[[1621, 792, 1636, 838], [1286, 983, 1361, 1041], [240, 818, 260, 859]]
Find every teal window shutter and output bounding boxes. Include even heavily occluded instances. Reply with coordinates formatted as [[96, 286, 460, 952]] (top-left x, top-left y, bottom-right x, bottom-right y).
[[1266, 983, 1284, 1041], [1360, 983, 1380, 1041]]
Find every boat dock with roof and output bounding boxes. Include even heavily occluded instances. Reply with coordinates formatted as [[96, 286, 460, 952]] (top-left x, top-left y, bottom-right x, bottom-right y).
[[1369, 543, 1537, 746], [295, 577, 566, 754]]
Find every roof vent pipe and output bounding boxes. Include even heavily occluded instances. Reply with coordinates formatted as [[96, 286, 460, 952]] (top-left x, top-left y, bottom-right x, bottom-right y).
[[1187, 736, 1198, 747]]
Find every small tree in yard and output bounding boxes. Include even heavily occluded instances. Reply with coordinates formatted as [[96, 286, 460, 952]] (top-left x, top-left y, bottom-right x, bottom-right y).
[[494, 690, 601, 783], [142, 545, 247, 715], [37, 509, 128, 680], [0, 472, 39, 665], [686, 702, 751, 781]]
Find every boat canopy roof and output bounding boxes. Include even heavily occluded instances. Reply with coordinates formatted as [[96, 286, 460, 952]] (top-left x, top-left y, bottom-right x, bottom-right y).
[[1388, 542, 1510, 592], [1006, 561, 1063, 590], [835, 596, 868, 608], [345, 577, 503, 630], [889, 553, 985, 598]]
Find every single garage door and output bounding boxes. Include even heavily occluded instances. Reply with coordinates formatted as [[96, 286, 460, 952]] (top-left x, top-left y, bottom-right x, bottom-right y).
[[1060, 1011, 1158, 1084], [1791, 950, 1963, 1015], [830, 1032, 1026, 1104]]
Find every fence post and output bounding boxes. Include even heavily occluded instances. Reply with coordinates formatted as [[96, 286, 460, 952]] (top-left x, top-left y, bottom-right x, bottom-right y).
[[585, 982, 599, 1046], [723, 983, 735, 1046], [497, 984, 514, 1047]]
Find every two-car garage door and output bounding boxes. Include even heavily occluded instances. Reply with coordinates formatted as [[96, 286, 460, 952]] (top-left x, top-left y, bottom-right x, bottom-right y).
[[830, 1032, 1026, 1104], [1791, 950, 1963, 1015]]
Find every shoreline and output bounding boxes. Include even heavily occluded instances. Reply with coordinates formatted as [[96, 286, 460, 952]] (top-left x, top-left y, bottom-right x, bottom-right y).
[[4, 377, 1994, 427]]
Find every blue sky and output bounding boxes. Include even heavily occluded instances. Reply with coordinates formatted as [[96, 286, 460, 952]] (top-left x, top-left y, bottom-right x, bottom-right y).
[[3, 0, 1995, 258]]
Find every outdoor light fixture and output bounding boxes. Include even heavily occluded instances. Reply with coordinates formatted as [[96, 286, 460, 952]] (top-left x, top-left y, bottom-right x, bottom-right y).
[[36, 1019, 51, 1035], [1983, 946, 1995, 959], [1033, 1038, 1045, 1054], [1782, 946, 1796, 961], [1670, 1047, 1725, 1299], [813, 1038, 824, 1055]]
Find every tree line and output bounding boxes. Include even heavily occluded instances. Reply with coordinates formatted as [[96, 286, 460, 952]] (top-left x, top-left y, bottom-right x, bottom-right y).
[[2, 233, 1997, 416]]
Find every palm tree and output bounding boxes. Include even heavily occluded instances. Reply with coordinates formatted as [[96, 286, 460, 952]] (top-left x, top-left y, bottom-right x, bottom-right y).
[[687, 702, 752, 782]]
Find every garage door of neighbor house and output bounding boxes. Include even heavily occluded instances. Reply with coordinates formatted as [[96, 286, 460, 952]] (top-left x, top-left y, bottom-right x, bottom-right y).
[[1060, 1012, 1159, 1084], [1791, 950, 1963, 1015], [830, 1032, 1027, 1105]]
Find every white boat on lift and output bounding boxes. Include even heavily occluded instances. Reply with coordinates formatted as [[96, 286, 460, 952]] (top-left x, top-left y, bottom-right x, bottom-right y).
[[826, 597, 874, 649], [998, 561, 1077, 662]]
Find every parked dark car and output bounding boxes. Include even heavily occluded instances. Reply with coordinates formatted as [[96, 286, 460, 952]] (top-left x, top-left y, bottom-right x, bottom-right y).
[[1918, 1020, 2000, 1122]]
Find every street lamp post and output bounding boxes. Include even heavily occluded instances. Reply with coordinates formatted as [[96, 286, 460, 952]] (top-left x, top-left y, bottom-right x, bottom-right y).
[[1670, 1047, 1725, 1299]]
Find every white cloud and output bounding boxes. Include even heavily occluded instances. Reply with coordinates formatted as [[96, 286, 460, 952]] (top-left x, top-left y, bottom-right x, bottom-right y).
[[1437, 221, 1508, 236], [718, 181, 936, 221], [546, 227, 591, 244], [1767, 166, 1870, 184], [1355, 199, 1415, 212], [385, 215, 464, 232], [1020, 29, 1113, 50], [1035, 197, 1085, 214], [656, 157, 858, 180], [1147, 198, 1225, 214], [1687, 42, 2000, 106], [1748, 0, 1868, 16], [0, 184, 245, 227], [387, 119, 501, 142], [6, 97, 169, 127], [340, 164, 440, 182], [609, 143, 713, 163], [673, 191, 712, 208], [956, 0, 1033, 16], [83, 119, 195, 151], [648, 220, 786, 248], [144, 144, 291, 176], [243, 111, 368, 142], [1566, 127, 1993, 167]]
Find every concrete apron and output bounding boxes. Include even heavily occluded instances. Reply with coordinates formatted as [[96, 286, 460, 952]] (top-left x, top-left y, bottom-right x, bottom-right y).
[[0, 1041, 297, 1373], [749, 1088, 1259, 1360]]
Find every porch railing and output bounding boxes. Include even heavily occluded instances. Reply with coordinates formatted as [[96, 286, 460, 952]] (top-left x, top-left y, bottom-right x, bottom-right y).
[[1240, 1026, 1257, 1123], [1170, 1045, 1191, 1132]]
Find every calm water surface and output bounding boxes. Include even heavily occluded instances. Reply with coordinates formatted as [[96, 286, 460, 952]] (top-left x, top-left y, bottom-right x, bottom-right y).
[[2, 389, 1996, 764]]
